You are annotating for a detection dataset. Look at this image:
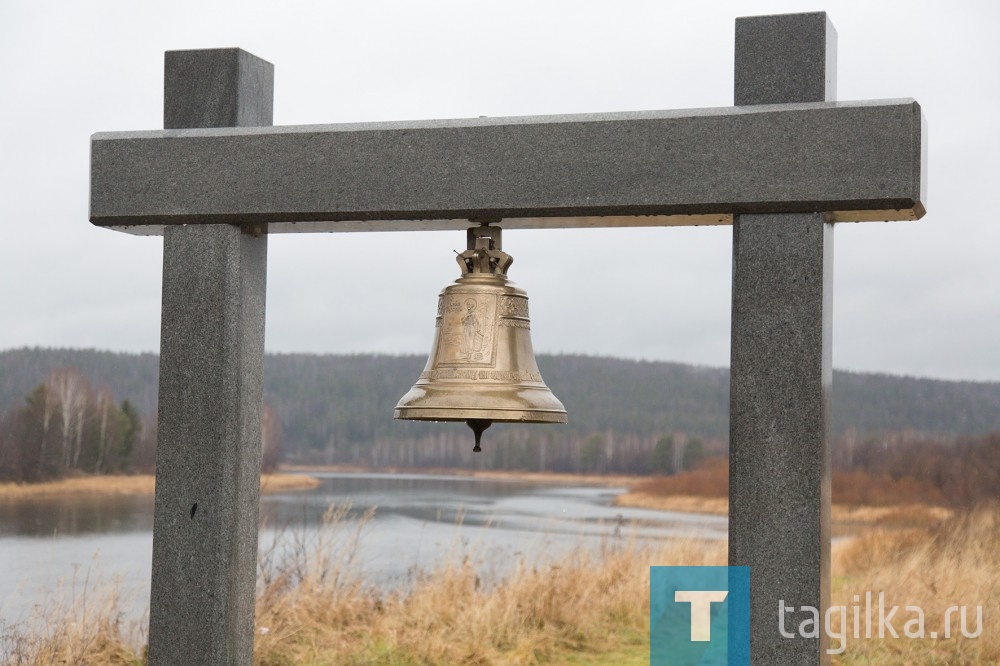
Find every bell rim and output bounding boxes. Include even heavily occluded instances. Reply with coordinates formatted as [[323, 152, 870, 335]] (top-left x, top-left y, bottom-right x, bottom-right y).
[[393, 407, 567, 424]]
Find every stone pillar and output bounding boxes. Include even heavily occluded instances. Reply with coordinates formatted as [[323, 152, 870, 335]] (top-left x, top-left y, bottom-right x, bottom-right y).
[[729, 13, 835, 664], [148, 49, 272, 665]]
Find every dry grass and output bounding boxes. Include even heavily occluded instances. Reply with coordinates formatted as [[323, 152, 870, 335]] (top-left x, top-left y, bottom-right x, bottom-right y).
[[3, 500, 996, 664], [615, 488, 953, 529], [622, 456, 953, 507], [258, 474, 321, 494], [830, 503, 1000, 664], [0, 473, 319, 500], [625, 458, 729, 500], [613, 492, 729, 516], [0, 504, 724, 665], [832, 504, 953, 528], [253, 507, 725, 665], [617, 458, 958, 528], [0, 475, 159, 500], [0, 567, 146, 666], [833, 470, 944, 507]]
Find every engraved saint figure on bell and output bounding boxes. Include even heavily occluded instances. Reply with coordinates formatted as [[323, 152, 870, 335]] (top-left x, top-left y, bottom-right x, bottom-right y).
[[439, 294, 498, 366], [462, 298, 483, 359]]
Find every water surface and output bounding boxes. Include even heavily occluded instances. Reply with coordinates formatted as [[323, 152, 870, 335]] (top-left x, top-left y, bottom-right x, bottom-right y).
[[0, 472, 726, 624]]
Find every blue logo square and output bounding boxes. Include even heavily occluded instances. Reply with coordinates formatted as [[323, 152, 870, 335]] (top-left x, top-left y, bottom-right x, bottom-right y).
[[650, 566, 750, 665]]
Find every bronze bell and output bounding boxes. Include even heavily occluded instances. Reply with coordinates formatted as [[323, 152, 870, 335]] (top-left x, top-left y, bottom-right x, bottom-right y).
[[394, 224, 567, 452]]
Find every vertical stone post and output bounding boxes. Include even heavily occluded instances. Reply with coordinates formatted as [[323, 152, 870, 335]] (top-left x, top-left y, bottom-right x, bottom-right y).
[[148, 49, 272, 665], [729, 13, 836, 665]]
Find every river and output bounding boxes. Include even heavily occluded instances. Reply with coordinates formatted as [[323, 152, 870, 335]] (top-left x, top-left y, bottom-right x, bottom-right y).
[[0, 472, 726, 627]]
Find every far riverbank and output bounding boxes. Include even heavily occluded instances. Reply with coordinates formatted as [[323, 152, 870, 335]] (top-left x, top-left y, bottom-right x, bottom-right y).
[[0, 472, 319, 500], [4, 465, 953, 530], [613, 490, 953, 526], [282, 463, 641, 487], [284, 465, 952, 527]]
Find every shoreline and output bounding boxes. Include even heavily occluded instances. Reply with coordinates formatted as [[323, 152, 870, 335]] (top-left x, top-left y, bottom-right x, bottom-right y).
[[0, 472, 320, 501], [289, 465, 954, 527], [282, 463, 643, 487], [613, 490, 954, 527], [2, 466, 954, 529]]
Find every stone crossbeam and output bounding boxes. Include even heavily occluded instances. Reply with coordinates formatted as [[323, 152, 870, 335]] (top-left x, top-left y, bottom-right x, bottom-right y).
[[90, 99, 924, 234]]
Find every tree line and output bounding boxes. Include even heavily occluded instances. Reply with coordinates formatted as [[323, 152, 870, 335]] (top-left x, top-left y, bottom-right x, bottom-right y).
[[0, 365, 720, 479], [0, 367, 150, 481], [633, 429, 999, 510], [343, 428, 714, 475], [834, 429, 1000, 508], [1, 363, 997, 495], [0, 367, 282, 482], [2, 349, 1000, 479], [5, 349, 1000, 466]]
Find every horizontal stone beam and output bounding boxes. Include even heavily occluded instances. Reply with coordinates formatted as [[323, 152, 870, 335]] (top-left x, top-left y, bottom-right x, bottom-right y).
[[90, 99, 925, 234]]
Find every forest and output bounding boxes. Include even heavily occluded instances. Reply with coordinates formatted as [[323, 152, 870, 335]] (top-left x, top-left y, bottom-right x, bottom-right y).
[[2, 347, 1000, 480], [0, 366, 146, 481], [0, 364, 285, 482]]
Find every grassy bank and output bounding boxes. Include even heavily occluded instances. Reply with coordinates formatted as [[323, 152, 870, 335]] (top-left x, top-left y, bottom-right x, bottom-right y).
[[614, 458, 956, 527], [830, 505, 998, 664], [7, 504, 724, 665], [253, 507, 722, 665], [5, 499, 997, 664], [0, 473, 319, 500], [616, 491, 953, 528]]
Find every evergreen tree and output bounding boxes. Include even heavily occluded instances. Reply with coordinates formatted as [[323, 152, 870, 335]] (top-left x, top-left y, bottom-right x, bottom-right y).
[[581, 434, 601, 472], [682, 438, 705, 471], [652, 435, 676, 474], [120, 400, 142, 458]]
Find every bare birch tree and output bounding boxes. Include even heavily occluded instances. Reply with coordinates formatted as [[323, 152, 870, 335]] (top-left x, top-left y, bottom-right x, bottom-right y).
[[93, 386, 114, 473], [47, 368, 91, 471]]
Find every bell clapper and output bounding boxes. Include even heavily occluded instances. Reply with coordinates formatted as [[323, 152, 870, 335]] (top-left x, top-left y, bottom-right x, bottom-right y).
[[467, 419, 492, 453]]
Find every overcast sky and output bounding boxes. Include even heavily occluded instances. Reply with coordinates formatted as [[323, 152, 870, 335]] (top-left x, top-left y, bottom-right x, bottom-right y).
[[1, 0, 998, 382]]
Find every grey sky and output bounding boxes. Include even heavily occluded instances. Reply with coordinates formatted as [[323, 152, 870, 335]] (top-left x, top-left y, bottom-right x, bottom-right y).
[[1, 0, 998, 381]]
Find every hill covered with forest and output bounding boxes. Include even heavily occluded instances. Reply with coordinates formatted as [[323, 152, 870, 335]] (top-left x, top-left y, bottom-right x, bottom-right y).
[[2, 347, 999, 468]]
